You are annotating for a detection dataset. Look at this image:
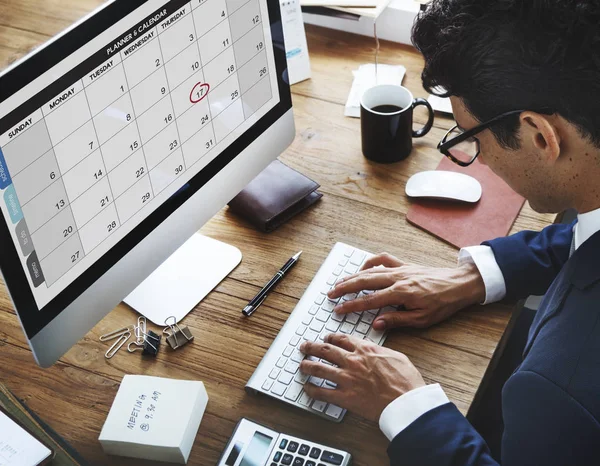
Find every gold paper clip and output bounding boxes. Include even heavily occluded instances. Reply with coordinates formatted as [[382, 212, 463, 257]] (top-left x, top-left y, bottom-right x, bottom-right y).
[[163, 316, 194, 350], [105, 332, 131, 359], [100, 326, 133, 342]]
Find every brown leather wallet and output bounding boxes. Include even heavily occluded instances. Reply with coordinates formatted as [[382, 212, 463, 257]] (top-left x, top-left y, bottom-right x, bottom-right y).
[[228, 160, 323, 232]]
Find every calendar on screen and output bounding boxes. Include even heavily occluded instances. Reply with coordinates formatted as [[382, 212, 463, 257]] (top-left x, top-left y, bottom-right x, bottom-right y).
[[0, 0, 280, 309]]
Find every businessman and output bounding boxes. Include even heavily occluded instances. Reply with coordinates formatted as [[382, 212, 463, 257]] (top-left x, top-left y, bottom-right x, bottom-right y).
[[298, 1, 600, 464]]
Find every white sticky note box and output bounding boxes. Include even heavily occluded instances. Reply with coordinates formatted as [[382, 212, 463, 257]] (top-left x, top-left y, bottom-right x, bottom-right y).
[[99, 375, 209, 464]]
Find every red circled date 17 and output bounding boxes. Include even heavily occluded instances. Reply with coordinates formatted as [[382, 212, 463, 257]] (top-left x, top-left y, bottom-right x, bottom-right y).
[[190, 82, 211, 104]]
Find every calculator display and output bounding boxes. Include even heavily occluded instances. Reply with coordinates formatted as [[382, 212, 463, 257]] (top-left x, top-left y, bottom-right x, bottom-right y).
[[239, 432, 273, 466], [0, 0, 280, 313]]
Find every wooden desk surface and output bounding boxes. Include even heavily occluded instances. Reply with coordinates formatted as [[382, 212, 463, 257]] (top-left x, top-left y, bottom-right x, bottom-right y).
[[0, 3, 555, 465]]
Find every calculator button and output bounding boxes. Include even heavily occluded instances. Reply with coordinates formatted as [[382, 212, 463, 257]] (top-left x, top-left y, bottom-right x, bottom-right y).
[[325, 404, 344, 419], [274, 451, 283, 461], [280, 439, 288, 449], [320, 451, 344, 465], [299, 444, 310, 456], [282, 454, 294, 465], [309, 447, 321, 459], [287, 441, 299, 453], [293, 459, 305, 466]]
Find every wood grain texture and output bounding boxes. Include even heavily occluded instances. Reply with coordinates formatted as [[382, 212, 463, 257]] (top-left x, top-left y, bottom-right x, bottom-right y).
[[0, 2, 555, 465]]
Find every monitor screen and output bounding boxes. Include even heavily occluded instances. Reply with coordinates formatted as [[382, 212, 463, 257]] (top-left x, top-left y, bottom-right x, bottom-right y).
[[0, 0, 290, 338]]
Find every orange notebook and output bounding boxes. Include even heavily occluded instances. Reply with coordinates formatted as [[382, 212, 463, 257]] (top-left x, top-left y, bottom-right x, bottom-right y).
[[406, 157, 525, 249]]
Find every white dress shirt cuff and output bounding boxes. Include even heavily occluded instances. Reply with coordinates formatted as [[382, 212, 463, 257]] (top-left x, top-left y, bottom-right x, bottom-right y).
[[458, 245, 507, 304], [379, 384, 449, 442]]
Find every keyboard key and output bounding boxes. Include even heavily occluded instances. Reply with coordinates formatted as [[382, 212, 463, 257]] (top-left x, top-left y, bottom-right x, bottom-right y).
[[271, 382, 287, 396], [310, 320, 325, 333], [274, 451, 283, 461], [381, 305, 397, 314], [280, 439, 288, 449], [272, 463, 277, 466], [321, 451, 344, 465], [285, 382, 304, 401], [326, 275, 337, 286], [345, 264, 358, 274], [262, 376, 276, 391], [293, 458, 305, 466], [290, 335, 301, 346], [321, 300, 336, 312], [350, 251, 365, 265], [302, 315, 313, 326], [279, 372, 293, 385], [299, 444, 310, 456], [345, 313, 360, 324], [276, 357, 287, 368], [285, 360, 300, 374], [325, 404, 344, 419], [318, 332, 327, 341], [367, 327, 386, 345], [314, 294, 326, 305], [340, 322, 354, 334], [325, 320, 340, 332], [324, 380, 337, 388], [282, 453, 294, 465], [270, 368, 281, 379], [361, 313, 376, 325], [306, 461, 316, 466], [344, 246, 354, 257], [338, 257, 349, 267], [295, 372, 310, 384], [291, 350, 305, 363], [311, 400, 327, 412], [366, 308, 379, 315], [288, 441, 299, 453], [331, 312, 344, 322], [307, 355, 319, 362], [296, 326, 307, 336], [316, 310, 330, 322], [309, 304, 320, 315], [283, 346, 294, 357], [309, 376, 324, 387], [332, 266, 343, 276], [355, 321, 370, 334], [342, 293, 357, 301], [310, 447, 321, 459], [298, 391, 312, 406], [304, 330, 319, 342]]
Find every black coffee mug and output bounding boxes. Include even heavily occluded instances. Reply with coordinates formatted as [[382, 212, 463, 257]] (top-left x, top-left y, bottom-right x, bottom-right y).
[[360, 85, 435, 163]]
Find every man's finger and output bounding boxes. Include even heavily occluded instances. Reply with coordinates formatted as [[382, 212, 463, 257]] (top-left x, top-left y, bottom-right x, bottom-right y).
[[325, 333, 360, 352], [328, 273, 396, 299], [373, 309, 428, 330], [334, 288, 403, 315], [300, 341, 348, 366], [299, 359, 342, 382], [361, 253, 404, 271], [303, 383, 343, 406]]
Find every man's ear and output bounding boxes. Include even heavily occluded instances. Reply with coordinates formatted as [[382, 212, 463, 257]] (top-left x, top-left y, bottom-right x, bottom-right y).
[[520, 111, 561, 163]]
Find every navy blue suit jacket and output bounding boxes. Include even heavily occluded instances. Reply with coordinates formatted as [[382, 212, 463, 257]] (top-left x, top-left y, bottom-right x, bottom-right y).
[[388, 222, 600, 465]]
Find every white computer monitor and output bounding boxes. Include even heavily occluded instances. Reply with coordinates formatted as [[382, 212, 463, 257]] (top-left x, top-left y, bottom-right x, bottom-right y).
[[0, 0, 294, 367]]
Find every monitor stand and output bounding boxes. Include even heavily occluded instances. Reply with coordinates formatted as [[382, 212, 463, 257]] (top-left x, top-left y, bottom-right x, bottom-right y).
[[124, 234, 242, 325]]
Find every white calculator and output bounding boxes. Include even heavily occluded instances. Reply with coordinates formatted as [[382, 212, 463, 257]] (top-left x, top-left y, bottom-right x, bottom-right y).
[[218, 418, 352, 466]]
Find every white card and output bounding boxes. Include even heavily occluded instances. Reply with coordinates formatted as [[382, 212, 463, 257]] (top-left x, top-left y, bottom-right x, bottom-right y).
[[428, 94, 453, 114], [280, 0, 311, 85], [0, 411, 52, 466], [345, 64, 406, 118]]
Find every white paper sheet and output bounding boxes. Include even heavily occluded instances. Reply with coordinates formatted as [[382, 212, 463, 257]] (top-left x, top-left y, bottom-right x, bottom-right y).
[[344, 63, 406, 117], [281, 0, 311, 84], [0, 411, 51, 466]]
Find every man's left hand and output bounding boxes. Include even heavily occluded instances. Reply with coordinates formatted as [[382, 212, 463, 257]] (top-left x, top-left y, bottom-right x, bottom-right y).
[[299, 334, 426, 423]]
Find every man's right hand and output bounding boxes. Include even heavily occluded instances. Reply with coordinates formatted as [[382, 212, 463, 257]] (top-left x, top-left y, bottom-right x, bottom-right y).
[[328, 253, 486, 331]]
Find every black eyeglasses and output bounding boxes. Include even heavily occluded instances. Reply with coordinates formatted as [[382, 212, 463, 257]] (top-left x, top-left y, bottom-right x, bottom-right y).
[[438, 108, 553, 167]]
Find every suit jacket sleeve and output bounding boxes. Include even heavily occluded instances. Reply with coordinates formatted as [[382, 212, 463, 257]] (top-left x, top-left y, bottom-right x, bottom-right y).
[[482, 221, 575, 302], [387, 370, 600, 466]]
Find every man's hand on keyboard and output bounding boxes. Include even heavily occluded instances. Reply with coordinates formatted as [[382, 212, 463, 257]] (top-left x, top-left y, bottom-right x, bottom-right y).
[[299, 333, 425, 423], [327, 252, 485, 331]]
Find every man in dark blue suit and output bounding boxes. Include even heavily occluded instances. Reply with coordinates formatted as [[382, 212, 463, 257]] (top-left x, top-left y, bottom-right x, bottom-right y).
[[298, 0, 600, 464]]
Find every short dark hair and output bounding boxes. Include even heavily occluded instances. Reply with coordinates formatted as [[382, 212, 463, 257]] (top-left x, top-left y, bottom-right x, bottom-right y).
[[412, 0, 600, 149]]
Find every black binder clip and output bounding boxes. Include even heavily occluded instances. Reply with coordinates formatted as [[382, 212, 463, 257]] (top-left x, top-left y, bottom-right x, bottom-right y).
[[163, 316, 194, 350], [128, 330, 161, 357]]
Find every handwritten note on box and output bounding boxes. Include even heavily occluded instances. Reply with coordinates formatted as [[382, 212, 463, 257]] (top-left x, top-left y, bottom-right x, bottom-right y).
[[99, 375, 208, 464]]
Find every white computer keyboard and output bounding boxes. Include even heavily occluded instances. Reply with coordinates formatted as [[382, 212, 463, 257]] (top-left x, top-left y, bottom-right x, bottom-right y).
[[246, 242, 394, 422]]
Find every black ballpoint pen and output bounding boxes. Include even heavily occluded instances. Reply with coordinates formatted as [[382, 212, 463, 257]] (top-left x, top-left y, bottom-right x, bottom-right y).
[[242, 251, 302, 317]]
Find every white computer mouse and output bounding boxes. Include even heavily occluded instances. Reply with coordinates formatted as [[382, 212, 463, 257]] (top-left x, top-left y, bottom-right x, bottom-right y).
[[406, 170, 482, 203]]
